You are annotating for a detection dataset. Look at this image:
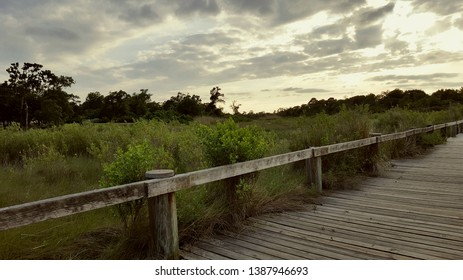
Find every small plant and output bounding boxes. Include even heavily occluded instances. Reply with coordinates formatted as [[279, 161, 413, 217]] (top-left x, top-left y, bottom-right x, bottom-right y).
[[99, 140, 174, 231]]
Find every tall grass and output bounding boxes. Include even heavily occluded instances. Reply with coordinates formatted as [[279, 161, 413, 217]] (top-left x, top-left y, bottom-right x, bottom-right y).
[[288, 106, 372, 189]]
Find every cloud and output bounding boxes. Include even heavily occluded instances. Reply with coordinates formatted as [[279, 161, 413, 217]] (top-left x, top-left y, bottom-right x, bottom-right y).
[[357, 2, 395, 25], [223, 0, 367, 26], [409, 0, 463, 16], [182, 32, 239, 46], [310, 23, 346, 39], [417, 50, 463, 64], [117, 3, 162, 26], [384, 35, 410, 55], [282, 87, 330, 93], [454, 16, 463, 30], [303, 37, 354, 57], [368, 73, 459, 82], [426, 17, 453, 36], [355, 24, 384, 48], [174, 0, 220, 17]]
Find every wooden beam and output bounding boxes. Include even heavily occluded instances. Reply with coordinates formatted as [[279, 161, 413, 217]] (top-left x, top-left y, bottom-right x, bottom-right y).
[[313, 137, 377, 157], [0, 182, 145, 231], [145, 170, 178, 260], [378, 131, 411, 142], [145, 148, 314, 197]]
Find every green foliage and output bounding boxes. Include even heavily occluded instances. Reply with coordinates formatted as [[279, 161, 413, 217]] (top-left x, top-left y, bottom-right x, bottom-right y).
[[195, 118, 273, 226], [372, 108, 449, 157], [197, 118, 272, 166], [99, 141, 174, 188], [289, 106, 372, 189], [99, 141, 174, 230]]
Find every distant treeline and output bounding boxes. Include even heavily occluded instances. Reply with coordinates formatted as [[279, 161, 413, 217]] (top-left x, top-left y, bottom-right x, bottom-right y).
[[0, 62, 228, 127], [275, 88, 463, 117], [1, 62, 463, 128]]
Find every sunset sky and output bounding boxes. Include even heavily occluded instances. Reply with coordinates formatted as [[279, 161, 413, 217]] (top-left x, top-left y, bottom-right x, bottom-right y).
[[1, 0, 462, 113]]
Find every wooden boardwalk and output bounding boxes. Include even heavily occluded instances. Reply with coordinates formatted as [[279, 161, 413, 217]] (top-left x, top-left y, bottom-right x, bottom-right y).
[[181, 135, 463, 260]]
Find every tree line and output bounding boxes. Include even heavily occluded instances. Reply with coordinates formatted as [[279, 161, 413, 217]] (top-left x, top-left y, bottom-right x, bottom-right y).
[[1, 62, 227, 128], [276, 88, 463, 117], [1, 62, 463, 128]]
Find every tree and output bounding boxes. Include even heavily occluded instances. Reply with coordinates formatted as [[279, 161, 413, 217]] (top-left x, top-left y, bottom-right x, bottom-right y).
[[163, 92, 205, 117], [101, 90, 131, 122], [0, 83, 20, 126], [36, 89, 79, 126], [206, 86, 225, 116], [4, 62, 75, 129], [230, 100, 241, 115], [378, 88, 405, 110], [129, 89, 151, 119], [81, 92, 105, 120]]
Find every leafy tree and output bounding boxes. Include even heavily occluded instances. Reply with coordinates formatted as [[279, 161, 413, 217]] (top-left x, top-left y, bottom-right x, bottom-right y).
[[36, 89, 78, 126], [101, 90, 131, 122], [431, 88, 463, 109], [4, 62, 74, 129], [0, 83, 20, 126], [378, 88, 405, 110], [163, 92, 205, 117], [81, 92, 105, 120], [128, 89, 151, 119]]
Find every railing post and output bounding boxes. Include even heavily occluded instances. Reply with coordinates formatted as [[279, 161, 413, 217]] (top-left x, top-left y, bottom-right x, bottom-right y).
[[368, 133, 382, 174], [145, 169, 178, 260], [426, 124, 433, 134], [440, 124, 447, 138], [307, 151, 322, 193], [451, 123, 457, 137]]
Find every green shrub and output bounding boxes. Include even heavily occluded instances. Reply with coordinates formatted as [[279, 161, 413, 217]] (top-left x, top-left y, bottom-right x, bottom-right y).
[[99, 141, 174, 230], [196, 118, 272, 166], [196, 118, 273, 225]]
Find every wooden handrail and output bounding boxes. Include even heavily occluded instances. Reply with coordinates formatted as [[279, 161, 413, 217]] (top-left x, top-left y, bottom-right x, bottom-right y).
[[1, 119, 463, 258]]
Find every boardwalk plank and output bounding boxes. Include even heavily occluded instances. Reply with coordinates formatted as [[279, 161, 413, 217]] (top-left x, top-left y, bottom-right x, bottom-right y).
[[302, 206, 463, 242], [181, 135, 463, 260], [282, 212, 463, 256], [261, 214, 447, 259]]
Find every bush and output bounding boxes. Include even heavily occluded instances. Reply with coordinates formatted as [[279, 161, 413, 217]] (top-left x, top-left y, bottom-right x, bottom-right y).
[[196, 118, 272, 166], [372, 108, 446, 157], [196, 118, 273, 225], [99, 141, 174, 230]]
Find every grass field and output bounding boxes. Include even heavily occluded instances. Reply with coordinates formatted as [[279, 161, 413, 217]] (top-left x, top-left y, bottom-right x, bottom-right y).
[[1, 106, 462, 259]]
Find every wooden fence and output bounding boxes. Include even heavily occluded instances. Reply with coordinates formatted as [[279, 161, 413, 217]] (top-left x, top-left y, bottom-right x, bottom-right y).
[[1, 119, 462, 259]]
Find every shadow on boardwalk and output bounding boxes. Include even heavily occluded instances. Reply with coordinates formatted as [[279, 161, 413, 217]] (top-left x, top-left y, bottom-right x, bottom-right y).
[[181, 135, 463, 260]]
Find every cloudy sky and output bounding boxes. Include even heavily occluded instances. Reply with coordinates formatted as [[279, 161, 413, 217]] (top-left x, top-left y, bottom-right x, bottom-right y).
[[1, 0, 462, 113]]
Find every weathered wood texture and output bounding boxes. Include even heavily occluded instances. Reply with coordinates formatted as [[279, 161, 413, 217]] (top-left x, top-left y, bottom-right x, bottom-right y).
[[181, 135, 463, 259], [145, 170, 179, 260], [0, 182, 145, 231]]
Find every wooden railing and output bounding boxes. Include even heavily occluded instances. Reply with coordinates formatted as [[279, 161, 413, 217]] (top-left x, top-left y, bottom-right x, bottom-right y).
[[1, 119, 462, 259]]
